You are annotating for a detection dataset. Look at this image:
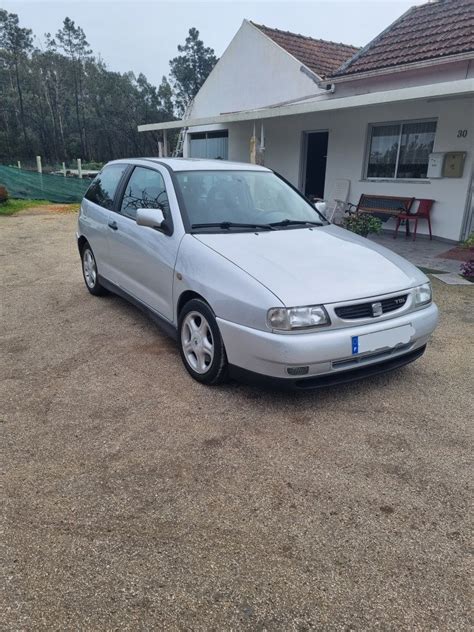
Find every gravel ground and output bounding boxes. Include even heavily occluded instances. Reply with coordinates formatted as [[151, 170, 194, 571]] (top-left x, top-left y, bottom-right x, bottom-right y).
[[1, 210, 472, 631]]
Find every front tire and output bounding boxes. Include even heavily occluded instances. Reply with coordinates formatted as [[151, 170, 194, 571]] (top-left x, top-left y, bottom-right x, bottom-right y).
[[178, 299, 228, 385], [81, 245, 107, 296]]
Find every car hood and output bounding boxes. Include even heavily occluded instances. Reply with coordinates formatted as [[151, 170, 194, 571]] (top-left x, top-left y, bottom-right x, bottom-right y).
[[194, 225, 427, 306]]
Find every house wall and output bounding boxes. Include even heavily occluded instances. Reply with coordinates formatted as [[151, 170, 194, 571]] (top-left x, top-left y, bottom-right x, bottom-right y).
[[220, 95, 473, 241], [189, 20, 323, 119]]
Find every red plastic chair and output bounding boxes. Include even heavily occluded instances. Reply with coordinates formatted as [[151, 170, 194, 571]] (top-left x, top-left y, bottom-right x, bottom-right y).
[[394, 199, 434, 241]]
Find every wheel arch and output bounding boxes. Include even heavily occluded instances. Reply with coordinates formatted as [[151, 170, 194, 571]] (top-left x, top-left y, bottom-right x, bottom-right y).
[[77, 235, 89, 255], [176, 290, 209, 319]]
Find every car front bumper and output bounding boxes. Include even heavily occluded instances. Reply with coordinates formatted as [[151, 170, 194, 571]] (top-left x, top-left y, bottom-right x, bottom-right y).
[[217, 303, 438, 383]]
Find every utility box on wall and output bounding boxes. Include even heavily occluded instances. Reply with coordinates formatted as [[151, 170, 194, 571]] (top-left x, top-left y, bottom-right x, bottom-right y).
[[443, 151, 466, 178], [427, 151, 467, 179], [427, 152, 444, 178]]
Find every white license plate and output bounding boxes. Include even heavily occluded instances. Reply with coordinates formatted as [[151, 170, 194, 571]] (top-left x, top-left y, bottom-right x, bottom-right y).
[[351, 324, 414, 355]]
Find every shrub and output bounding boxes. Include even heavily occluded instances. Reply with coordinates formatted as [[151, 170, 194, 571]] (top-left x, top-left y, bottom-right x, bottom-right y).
[[342, 212, 383, 237], [460, 259, 474, 280], [0, 186, 9, 203], [460, 233, 474, 249]]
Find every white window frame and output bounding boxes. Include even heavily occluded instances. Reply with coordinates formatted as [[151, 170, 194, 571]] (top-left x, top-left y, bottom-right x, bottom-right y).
[[364, 118, 437, 181]]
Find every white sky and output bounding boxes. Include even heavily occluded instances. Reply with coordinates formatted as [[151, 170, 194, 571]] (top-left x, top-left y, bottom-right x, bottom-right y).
[[3, 0, 426, 86]]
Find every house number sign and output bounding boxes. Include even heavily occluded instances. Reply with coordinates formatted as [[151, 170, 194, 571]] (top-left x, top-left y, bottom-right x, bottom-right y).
[[457, 129, 468, 138]]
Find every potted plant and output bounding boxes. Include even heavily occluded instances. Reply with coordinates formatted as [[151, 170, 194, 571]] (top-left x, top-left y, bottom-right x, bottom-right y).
[[342, 213, 383, 237], [460, 259, 474, 282]]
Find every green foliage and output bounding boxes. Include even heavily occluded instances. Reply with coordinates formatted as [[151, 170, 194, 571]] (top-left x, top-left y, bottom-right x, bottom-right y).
[[170, 27, 217, 115], [0, 198, 51, 215], [0, 10, 176, 163], [460, 233, 474, 249], [342, 213, 383, 237]]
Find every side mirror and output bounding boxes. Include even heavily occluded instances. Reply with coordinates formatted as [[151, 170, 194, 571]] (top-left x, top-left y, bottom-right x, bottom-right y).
[[136, 207, 165, 229], [315, 201, 327, 215]]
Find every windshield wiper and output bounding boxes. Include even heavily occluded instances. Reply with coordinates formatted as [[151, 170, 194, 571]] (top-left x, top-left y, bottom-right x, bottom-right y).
[[191, 221, 274, 231], [269, 219, 323, 227]]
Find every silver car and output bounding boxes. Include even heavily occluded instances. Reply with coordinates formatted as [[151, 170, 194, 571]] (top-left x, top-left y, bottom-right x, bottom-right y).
[[77, 158, 438, 389]]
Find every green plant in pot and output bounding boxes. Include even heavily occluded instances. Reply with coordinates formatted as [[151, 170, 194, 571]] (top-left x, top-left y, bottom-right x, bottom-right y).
[[342, 213, 383, 237]]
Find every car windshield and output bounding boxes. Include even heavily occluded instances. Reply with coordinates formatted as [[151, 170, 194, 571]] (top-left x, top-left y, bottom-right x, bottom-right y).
[[174, 170, 326, 231]]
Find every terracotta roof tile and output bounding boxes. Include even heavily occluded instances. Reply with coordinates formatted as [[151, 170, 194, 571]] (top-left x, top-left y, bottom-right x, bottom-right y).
[[251, 22, 359, 79], [331, 0, 474, 77]]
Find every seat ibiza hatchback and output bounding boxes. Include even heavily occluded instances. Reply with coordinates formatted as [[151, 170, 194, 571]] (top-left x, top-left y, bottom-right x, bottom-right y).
[[77, 158, 438, 389]]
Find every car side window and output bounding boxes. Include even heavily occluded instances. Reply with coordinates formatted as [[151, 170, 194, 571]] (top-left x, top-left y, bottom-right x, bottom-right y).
[[84, 164, 127, 210], [120, 167, 170, 221]]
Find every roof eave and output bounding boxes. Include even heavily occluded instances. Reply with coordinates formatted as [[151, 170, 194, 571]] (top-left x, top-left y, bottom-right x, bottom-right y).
[[326, 51, 474, 84], [138, 78, 474, 133]]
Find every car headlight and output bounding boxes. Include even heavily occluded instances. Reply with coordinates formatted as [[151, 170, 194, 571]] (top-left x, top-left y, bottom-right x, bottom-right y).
[[414, 282, 432, 306], [267, 305, 330, 331]]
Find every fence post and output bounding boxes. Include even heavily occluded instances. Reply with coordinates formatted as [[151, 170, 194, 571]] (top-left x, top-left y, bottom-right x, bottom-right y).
[[62, 162, 67, 177], [17, 161, 21, 169], [36, 155, 42, 174], [77, 158, 82, 179]]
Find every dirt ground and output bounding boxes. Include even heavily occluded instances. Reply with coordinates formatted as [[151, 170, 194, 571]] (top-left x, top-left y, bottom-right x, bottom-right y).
[[1, 210, 472, 631]]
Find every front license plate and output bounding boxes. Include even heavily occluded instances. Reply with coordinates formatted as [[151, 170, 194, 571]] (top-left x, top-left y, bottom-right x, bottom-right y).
[[352, 324, 414, 355]]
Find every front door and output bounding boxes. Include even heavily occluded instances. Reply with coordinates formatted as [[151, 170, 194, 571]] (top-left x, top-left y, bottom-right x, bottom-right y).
[[303, 131, 328, 200], [106, 165, 178, 322]]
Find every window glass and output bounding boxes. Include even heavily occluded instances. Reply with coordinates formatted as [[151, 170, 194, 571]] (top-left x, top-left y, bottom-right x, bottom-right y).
[[175, 170, 323, 229], [189, 131, 228, 160], [366, 124, 400, 178], [85, 164, 127, 209], [120, 167, 170, 220], [397, 121, 436, 179], [366, 121, 437, 179]]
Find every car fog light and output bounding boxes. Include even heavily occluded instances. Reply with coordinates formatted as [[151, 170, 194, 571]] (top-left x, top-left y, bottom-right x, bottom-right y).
[[414, 282, 432, 306]]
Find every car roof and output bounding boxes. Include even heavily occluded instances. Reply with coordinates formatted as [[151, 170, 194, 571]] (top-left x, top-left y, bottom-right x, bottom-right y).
[[107, 157, 271, 172]]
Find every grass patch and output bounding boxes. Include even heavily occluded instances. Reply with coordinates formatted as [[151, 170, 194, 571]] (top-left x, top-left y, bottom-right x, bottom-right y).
[[0, 199, 79, 215]]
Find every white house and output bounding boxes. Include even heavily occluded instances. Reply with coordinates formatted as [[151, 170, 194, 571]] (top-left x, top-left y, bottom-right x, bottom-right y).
[[139, 0, 474, 242]]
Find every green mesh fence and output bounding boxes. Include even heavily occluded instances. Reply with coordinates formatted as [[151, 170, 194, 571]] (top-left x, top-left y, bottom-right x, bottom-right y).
[[0, 165, 90, 203]]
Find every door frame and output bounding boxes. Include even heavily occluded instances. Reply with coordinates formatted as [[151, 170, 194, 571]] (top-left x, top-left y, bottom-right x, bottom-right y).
[[299, 129, 329, 195]]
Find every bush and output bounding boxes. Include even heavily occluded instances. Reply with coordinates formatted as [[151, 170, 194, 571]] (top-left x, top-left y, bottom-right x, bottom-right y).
[[0, 186, 9, 203], [342, 212, 383, 237], [460, 233, 474, 249], [460, 259, 474, 280]]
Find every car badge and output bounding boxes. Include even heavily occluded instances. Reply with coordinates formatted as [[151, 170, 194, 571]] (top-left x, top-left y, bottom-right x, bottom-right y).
[[372, 301, 383, 317]]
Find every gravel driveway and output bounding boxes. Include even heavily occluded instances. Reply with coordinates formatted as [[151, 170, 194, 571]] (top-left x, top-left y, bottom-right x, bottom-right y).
[[1, 210, 472, 630]]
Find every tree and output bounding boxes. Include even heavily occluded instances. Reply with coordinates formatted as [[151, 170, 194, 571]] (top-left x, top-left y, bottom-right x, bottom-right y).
[[169, 28, 217, 115], [54, 17, 92, 157], [0, 10, 33, 150]]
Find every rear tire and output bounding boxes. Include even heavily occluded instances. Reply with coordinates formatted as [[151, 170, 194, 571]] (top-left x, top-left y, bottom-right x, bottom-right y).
[[178, 299, 228, 385], [81, 244, 107, 296]]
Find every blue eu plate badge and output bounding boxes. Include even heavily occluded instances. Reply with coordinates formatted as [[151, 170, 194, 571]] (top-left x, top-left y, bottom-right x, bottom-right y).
[[352, 336, 359, 355]]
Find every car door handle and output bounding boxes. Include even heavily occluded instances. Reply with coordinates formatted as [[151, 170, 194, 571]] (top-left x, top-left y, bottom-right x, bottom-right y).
[[108, 221, 118, 231]]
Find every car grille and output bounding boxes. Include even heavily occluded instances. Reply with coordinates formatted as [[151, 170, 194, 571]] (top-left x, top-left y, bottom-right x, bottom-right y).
[[334, 294, 408, 320]]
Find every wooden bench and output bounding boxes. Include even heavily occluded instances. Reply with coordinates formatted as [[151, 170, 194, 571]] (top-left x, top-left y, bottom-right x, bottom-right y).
[[347, 194, 415, 219]]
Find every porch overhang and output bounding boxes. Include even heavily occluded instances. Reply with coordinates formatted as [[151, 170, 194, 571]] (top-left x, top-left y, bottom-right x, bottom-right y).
[[138, 79, 474, 132]]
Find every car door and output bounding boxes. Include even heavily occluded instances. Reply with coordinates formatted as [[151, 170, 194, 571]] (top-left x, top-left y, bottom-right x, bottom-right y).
[[105, 164, 179, 322], [80, 163, 129, 279]]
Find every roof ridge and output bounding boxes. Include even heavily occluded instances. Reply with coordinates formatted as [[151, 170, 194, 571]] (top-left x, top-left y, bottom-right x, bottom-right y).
[[250, 21, 359, 51]]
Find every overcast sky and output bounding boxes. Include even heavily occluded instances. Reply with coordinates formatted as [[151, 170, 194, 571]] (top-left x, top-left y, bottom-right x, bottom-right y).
[[3, 0, 426, 86]]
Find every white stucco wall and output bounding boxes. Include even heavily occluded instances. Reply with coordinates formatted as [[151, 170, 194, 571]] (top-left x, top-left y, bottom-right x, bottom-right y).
[[221, 95, 473, 242], [189, 20, 324, 119]]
